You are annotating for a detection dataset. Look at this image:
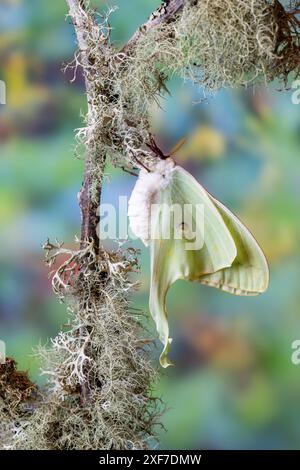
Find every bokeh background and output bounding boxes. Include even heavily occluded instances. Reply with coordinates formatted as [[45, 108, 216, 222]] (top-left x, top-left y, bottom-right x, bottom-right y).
[[1, 0, 300, 450]]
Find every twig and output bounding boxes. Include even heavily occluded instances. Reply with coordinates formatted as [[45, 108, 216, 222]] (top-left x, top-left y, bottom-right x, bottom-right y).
[[123, 0, 188, 52]]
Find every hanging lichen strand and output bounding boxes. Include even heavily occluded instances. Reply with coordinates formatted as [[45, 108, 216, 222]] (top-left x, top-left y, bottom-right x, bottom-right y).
[[0, 0, 299, 451], [9, 242, 159, 450], [72, 0, 300, 181]]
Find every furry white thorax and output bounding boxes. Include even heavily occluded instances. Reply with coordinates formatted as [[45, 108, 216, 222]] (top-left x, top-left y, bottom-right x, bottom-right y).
[[128, 158, 175, 246]]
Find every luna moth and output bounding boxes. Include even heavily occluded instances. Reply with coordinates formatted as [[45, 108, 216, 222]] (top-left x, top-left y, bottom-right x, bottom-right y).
[[128, 155, 269, 368]]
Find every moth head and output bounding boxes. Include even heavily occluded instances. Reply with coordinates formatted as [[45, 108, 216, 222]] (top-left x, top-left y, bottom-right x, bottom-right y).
[[153, 158, 175, 177]]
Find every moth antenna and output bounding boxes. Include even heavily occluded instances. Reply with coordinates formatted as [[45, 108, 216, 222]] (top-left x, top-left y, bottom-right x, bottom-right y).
[[131, 154, 151, 173], [169, 137, 187, 156], [146, 134, 170, 160]]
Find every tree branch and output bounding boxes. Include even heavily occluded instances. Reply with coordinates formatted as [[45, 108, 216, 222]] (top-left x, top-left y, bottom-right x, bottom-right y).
[[123, 0, 188, 52], [66, 0, 100, 406], [66, 0, 101, 251], [65, 0, 189, 406]]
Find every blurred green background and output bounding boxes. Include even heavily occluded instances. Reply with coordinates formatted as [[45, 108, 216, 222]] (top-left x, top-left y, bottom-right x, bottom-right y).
[[1, 0, 300, 450]]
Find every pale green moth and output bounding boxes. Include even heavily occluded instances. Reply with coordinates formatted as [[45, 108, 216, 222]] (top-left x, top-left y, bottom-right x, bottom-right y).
[[128, 156, 269, 368]]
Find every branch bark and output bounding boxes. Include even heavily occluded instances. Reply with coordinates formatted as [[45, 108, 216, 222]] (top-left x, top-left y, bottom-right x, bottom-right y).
[[66, 0, 101, 251], [123, 0, 187, 51]]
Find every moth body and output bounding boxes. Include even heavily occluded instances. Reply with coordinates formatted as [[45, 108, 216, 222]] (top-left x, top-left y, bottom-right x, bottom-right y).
[[128, 159, 175, 245]]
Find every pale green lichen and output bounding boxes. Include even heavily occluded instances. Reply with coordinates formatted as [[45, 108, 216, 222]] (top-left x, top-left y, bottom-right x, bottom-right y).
[[10, 242, 160, 450], [78, 0, 299, 190], [126, 0, 277, 95]]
